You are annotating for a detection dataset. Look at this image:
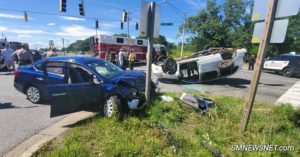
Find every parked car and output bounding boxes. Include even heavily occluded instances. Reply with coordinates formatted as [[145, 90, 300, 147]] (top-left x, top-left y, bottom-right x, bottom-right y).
[[14, 56, 153, 117], [263, 54, 300, 77], [152, 47, 247, 83]]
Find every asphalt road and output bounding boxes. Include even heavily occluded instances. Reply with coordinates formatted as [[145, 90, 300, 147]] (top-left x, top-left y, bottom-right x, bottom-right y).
[[0, 72, 65, 156], [135, 65, 299, 103], [0, 64, 298, 156]]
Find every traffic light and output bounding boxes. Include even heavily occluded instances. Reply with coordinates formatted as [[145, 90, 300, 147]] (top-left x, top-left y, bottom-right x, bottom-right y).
[[122, 10, 127, 22], [24, 11, 28, 22], [60, 0, 67, 12], [96, 19, 99, 29], [135, 22, 139, 30], [79, 2, 85, 16], [121, 21, 124, 29]]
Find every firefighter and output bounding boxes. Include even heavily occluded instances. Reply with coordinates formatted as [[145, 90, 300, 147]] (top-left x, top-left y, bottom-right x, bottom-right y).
[[128, 49, 136, 70]]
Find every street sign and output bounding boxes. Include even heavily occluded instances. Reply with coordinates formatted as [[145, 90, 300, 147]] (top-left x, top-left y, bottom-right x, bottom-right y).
[[252, 19, 289, 43], [139, 1, 148, 37], [140, 1, 160, 38], [161, 23, 173, 26], [252, 0, 300, 21]]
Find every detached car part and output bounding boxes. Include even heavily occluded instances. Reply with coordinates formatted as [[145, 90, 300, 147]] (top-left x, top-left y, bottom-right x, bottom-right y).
[[180, 93, 214, 113]]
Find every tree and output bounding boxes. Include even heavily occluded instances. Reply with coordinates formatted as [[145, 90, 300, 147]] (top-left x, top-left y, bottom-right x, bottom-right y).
[[113, 33, 129, 37], [183, 0, 225, 51]]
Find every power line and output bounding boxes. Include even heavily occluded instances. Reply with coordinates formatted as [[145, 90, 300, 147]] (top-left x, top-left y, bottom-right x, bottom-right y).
[[0, 8, 122, 22]]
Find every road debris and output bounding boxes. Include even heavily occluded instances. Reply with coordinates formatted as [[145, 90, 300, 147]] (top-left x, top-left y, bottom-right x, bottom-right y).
[[180, 93, 214, 114], [159, 95, 175, 102]]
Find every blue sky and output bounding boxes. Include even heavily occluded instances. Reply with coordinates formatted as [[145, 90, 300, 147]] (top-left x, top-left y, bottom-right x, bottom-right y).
[[0, 0, 222, 49]]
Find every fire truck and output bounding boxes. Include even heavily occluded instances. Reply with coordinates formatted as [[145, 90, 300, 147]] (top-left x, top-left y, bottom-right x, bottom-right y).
[[93, 35, 166, 62]]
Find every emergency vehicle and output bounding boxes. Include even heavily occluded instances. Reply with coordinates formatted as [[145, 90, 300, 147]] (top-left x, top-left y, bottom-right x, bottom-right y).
[[263, 54, 300, 77], [93, 35, 166, 62]]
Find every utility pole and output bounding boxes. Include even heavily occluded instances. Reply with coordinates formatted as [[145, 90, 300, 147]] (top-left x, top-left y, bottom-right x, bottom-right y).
[[127, 12, 130, 38], [62, 38, 65, 56], [240, 0, 278, 132], [180, 14, 186, 59], [145, 2, 156, 105], [164, 1, 186, 58]]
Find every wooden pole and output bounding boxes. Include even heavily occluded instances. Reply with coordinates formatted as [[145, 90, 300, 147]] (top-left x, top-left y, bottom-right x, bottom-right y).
[[145, 2, 156, 105], [240, 0, 278, 132]]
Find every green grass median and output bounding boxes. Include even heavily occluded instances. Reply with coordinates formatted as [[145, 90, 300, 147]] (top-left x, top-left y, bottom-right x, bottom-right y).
[[33, 93, 300, 157]]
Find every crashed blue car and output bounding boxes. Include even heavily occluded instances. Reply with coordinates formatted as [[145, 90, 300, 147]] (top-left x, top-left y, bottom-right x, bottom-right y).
[[14, 56, 151, 117]]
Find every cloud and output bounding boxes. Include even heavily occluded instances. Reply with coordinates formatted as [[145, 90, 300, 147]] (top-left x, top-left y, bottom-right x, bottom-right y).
[[9, 29, 44, 34], [17, 34, 32, 39], [0, 26, 8, 31], [56, 25, 112, 39], [47, 23, 56, 26], [185, 0, 206, 9], [61, 16, 85, 21], [0, 13, 23, 19]]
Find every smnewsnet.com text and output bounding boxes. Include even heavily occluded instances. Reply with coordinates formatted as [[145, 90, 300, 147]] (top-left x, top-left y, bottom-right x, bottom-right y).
[[231, 145, 295, 152]]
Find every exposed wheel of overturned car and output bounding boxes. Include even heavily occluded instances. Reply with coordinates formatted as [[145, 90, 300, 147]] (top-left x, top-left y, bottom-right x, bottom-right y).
[[218, 60, 234, 70], [162, 57, 177, 75], [103, 96, 127, 118]]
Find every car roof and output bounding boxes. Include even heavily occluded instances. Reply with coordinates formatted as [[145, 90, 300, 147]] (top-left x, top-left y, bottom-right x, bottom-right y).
[[45, 56, 103, 63]]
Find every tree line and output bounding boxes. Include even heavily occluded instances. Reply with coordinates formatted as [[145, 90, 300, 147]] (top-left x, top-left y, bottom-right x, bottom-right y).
[[66, 0, 299, 56], [181, 0, 299, 56]]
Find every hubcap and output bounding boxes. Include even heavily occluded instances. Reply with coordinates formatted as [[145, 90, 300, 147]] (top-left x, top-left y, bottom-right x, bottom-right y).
[[27, 87, 40, 103], [104, 99, 114, 117]]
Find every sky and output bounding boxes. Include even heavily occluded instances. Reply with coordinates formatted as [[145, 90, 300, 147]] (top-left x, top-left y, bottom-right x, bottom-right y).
[[0, 0, 222, 49]]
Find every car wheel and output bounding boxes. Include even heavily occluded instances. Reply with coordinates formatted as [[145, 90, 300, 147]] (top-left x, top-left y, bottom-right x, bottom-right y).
[[219, 60, 234, 70], [162, 57, 177, 75], [103, 96, 122, 118], [26, 86, 42, 104], [283, 68, 293, 77]]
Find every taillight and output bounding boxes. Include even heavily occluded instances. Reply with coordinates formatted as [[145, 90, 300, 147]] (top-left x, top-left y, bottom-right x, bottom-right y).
[[13, 70, 20, 76]]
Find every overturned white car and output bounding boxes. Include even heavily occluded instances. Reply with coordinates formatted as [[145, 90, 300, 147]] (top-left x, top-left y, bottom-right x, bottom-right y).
[[152, 48, 247, 83]]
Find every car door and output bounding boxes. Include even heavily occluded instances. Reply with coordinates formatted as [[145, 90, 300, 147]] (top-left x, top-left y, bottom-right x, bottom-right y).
[[47, 62, 100, 117]]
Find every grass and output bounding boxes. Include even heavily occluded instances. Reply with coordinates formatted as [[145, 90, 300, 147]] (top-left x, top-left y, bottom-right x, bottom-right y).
[[33, 93, 300, 157], [168, 49, 193, 58]]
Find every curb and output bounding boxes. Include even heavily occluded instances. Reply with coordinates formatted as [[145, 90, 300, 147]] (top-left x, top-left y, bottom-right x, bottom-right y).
[[4, 111, 96, 157]]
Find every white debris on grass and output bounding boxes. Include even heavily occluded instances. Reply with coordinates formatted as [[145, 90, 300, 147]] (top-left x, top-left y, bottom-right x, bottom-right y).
[[160, 96, 174, 102]]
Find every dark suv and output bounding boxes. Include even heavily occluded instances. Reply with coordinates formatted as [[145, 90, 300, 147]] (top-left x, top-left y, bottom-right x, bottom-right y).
[[263, 54, 300, 77]]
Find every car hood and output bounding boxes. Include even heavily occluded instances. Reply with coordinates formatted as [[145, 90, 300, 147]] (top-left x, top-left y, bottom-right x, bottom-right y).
[[111, 71, 146, 90]]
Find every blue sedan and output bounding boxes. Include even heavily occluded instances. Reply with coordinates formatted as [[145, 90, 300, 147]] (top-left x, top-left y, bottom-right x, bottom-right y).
[[14, 56, 152, 117]]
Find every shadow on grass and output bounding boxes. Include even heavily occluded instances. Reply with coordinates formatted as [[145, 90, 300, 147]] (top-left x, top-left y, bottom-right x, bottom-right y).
[[289, 110, 300, 128]]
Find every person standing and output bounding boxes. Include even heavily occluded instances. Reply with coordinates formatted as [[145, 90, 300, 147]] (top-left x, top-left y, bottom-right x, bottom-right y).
[[33, 50, 42, 62], [114, 53, 119, 66], [12, 44, 33, 66], [118, 49, 126, 70], [1, 44, 15, 71], [248, 55, 256, 71], [105, 51, 112, 62], [45, 48, 57, 58], [128, 49, 136, 70]]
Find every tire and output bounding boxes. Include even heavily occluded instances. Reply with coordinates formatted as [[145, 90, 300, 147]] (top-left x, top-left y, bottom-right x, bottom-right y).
[[103, 96, 124, 118], [218, 60, 234, 70], [26, 86, 42, 104], [283, 68, 293, 77], [162, 57, 177, 75]]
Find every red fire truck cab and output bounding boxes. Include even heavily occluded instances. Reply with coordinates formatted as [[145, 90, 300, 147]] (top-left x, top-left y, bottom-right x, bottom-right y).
[[93, 35, 147, 61], [93, 35, 166, 62]]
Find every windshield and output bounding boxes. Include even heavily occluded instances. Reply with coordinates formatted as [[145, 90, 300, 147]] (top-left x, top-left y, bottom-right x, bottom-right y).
[[88, 60, 125, 79]]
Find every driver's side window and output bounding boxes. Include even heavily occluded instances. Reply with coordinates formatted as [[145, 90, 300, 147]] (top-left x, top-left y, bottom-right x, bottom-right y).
[[66, 63, 93, 84]]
